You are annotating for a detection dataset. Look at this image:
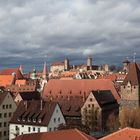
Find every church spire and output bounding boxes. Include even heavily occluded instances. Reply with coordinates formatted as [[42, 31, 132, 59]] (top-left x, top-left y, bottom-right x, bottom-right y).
[[19, 65, 23, 74], [42, 62, 47, 80]]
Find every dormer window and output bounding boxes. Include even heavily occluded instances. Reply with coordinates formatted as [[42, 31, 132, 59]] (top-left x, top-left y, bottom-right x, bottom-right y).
[[22, 118, 25, 122], [33, 118, 36, 123], [38, 119, 42, 123], [28, 118, 31, 122], [17, 117, 21, 122]]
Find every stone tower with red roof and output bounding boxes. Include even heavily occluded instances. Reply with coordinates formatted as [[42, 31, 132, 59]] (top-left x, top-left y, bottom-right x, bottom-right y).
[[121, 63, 140, 107]]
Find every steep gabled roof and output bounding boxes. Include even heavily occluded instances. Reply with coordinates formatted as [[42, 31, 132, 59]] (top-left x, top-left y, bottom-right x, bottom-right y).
[[13, 129, 96, 140], [100, 127, 140, 140], [122, 63, 140, 86], [92, 90, 118, 108], [10, 100, 58, 126]]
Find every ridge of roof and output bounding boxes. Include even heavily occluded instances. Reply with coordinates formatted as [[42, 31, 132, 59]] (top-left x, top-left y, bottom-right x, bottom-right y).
[[100, 127, 140, 140], [74, 129, 89, 140]]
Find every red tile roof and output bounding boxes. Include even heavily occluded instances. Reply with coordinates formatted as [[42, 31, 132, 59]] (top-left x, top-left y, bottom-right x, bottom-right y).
[[98, 74, 117, 82], [15, 80, 27, 86], [13, 129, 96, 140], [51, 61, 64, 66], [100, 127, 140, 140], [122, 63, 140, 86], [43, 79, 120, 101], [0, 68, 24, 79], [0, 75, 14, 87]]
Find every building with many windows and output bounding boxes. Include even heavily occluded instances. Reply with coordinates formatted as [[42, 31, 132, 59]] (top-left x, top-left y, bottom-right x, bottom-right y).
[[9, 100, 65, 140], [0, 92, 17, 140]]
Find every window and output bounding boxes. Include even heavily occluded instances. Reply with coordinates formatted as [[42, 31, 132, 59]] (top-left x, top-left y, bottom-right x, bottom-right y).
[[56, 109, 58, 113], [4, 122, 6, 127], [3, 131, 6, 136], [38, 128, 40, 132], [0, 131, 2, 137], [58, 117, 60, 122], [0, 123, 2, 127], [4, 113, 7, 118], [0, 113, 2, 118], [54, 118, 56, 123], [3, 105, 5, 109], [9, 113, 12, 117], [49, 128, 51, 131], [90, 98, 92, 102], [9, 105, 12, 108], [33, 127, 35, 131], [6, 105, 8, 109], [88, 104, 90, 108], [15, 126, 19, 131], [28, 127, 31, 132]]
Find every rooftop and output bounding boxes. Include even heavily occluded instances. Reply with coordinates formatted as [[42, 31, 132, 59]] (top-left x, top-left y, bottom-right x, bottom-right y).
[[100, 127, 140, 140], [13, 129, 96, 140]]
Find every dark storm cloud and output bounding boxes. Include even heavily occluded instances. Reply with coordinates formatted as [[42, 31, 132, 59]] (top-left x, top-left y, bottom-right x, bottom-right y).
[[0, 0, 140, 71]]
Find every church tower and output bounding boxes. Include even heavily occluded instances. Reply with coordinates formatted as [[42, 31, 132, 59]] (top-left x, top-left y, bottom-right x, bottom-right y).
[[42, 62, 48, 80], [87, 56, 93, 70], [64, 58, 69, 71]]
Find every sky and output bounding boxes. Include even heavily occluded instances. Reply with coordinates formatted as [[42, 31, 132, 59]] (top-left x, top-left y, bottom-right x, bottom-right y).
[[0, 0, 140, 71]]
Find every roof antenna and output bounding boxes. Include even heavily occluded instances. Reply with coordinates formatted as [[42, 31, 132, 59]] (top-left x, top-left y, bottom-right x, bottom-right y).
[[133, 48, 136, 62]]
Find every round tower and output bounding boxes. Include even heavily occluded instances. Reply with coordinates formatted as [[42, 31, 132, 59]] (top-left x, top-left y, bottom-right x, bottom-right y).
[[64, 58, 69, 71], [87, 56, 93, 70]]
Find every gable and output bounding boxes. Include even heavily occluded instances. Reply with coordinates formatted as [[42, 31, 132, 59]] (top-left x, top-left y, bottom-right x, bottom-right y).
[[82, 92, 100, 110]]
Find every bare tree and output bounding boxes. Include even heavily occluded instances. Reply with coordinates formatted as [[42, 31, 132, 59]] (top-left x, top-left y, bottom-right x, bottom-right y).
[[119, 107, 140, 128]]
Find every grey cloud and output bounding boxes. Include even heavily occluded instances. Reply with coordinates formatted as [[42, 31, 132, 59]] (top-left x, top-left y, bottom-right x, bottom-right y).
[[0, 0, 140, 71]]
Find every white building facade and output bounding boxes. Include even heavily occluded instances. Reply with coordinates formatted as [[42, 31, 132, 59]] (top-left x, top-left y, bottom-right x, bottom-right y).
[[9, 102, 65, 140]]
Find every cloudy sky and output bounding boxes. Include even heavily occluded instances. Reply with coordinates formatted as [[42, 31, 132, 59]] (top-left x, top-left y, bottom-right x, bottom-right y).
[[0, 0, 140, 71]]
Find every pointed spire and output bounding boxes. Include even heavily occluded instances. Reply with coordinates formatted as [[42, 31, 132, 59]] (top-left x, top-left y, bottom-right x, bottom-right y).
[[123, 63, 140, 86], [133, 48, 136, 62], [19, 65, 23, 74], [42, 62, 47, 80]]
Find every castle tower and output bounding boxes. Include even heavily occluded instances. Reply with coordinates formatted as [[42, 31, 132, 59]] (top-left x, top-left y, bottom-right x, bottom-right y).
[[64, 58, 69, 71], [121, 63, 140, 108], [87, 56, 92, 70]]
